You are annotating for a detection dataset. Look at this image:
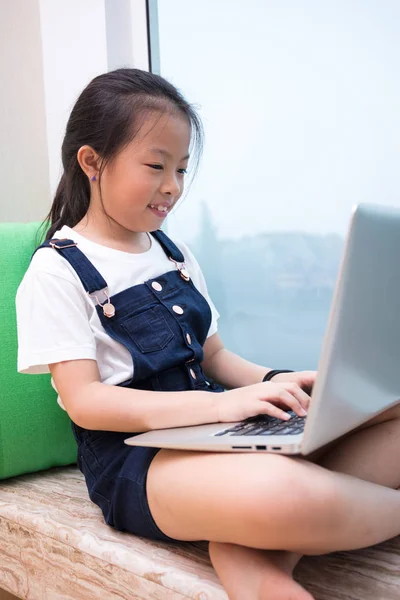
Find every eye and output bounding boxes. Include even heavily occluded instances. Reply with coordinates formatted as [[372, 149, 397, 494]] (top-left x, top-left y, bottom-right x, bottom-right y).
[[146, 164, 187, 174]]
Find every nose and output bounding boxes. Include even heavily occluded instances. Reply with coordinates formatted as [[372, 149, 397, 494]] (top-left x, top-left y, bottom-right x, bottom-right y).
[[160, 172, 182, 198]]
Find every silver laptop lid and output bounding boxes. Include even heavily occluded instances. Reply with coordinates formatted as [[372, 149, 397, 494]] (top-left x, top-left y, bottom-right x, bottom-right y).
[[302, 203, 400, 454]]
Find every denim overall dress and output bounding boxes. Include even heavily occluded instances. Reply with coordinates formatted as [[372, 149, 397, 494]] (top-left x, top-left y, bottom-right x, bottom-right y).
[[34, 230, 224, 542]]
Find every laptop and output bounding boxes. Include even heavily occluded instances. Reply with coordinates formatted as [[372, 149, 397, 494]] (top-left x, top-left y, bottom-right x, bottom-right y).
[[125, 203, 400, 456]]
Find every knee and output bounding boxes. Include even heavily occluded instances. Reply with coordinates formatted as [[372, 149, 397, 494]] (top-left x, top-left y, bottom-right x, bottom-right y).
[[370, 401, 400, 426], [383, 401, 400, 421]]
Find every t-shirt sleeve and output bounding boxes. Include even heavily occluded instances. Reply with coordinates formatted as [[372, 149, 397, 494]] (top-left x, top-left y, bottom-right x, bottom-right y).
[[176, 241, 220, 338], [16, 266, 97, 374]]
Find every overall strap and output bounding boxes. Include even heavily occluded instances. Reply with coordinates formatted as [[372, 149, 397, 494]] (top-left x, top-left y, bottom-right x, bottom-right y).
[[32, 239, 108, 294], [150, 229, 185, 263]]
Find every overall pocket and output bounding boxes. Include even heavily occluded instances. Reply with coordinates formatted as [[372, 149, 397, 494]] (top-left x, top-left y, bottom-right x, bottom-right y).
[[120, 305, 174, 353]]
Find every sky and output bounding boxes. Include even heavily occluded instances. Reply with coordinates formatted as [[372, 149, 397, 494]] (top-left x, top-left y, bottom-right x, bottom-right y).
[[156, 0, 400, 242]]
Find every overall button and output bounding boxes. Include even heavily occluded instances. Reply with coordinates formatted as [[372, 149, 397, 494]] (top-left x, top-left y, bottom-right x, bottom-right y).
[[152, 281, 162, 292], [186, 333, 192, 344], [189, 368, 197, 380], [172, 305, 184, 315]]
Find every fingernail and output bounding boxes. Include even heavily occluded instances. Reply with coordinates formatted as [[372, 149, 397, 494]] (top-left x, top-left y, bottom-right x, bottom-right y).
[[300, 408, 307, 416], [283, 413, 291, 420]]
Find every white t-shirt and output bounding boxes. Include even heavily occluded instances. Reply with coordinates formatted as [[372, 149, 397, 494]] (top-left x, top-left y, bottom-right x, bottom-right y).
[[16, 226, 219, 408]]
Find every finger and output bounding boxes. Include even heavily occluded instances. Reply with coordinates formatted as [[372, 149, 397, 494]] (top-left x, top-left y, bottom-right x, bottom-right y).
[[299, 371, 317, 390], [272, 388, 308, 416], [257, 401, 292, 421], [305, 370, 317, 380], [282, 384, 310, 412]]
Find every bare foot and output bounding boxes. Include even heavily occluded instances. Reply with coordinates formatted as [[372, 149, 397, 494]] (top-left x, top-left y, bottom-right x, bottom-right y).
[[209, 541, 314, 600]]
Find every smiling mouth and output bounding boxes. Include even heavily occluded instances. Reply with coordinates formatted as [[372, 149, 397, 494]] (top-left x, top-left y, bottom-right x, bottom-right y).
[[149, 204, 170, 212]]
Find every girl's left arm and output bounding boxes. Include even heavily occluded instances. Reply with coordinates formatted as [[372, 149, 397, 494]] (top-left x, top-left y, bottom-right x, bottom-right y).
[[201, 333, 271, 389], [201, 333, 316, 392]]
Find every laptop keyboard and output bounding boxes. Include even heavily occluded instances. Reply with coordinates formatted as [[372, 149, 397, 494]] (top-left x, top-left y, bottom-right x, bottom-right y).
[[214, 411, 306, 437]]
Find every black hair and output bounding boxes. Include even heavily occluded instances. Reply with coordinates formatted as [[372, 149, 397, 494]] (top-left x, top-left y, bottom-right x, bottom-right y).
[[40, 68, 203, 241]]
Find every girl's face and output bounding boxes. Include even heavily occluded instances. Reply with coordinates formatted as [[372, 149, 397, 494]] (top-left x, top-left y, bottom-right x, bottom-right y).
[[98, 111, 191, 233]]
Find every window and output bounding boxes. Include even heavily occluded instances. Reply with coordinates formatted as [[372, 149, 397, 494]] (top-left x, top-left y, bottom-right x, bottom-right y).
[[151, 0, 400, 369]]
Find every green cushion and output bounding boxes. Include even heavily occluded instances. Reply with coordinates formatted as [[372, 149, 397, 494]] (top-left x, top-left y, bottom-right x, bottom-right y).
[[0, 222, 76, 480]]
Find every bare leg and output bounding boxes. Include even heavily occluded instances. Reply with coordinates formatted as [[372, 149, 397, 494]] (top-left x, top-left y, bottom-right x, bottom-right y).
[[208, 544, 308, 600], [147, 405, 400, 599], [315, 403, 400, 485], [209, 404, 400, 599]]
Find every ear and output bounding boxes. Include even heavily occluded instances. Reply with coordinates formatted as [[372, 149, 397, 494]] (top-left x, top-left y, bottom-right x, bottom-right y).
[[77, 145, 101, 181]]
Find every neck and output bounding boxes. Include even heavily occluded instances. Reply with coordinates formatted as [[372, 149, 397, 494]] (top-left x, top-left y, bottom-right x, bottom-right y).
[[72, 206, 151, 254]]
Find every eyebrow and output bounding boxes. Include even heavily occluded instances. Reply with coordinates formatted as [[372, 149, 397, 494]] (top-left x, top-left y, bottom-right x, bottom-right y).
[[149, 148, 190, 161]]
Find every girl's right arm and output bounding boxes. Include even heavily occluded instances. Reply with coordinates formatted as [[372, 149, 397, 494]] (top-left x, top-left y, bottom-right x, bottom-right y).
[[50, 359, 310, 432]]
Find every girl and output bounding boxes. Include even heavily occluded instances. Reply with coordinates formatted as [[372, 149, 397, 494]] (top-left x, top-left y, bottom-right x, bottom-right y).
[[16, 68, 400, 600]]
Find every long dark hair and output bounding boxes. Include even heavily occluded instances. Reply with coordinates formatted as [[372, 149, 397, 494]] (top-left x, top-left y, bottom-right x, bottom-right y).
[[41, 68, 203, 241]]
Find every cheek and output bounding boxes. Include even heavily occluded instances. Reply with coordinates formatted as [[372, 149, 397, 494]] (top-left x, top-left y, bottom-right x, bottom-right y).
[[100, 169, 125, 201], [102, 170, 154, 208], [177, 179, 185, 198]]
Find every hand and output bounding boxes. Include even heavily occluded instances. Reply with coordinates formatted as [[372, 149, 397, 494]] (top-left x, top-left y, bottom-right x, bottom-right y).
[[269, 371, 317, 395], [215, 382, 310, 423]]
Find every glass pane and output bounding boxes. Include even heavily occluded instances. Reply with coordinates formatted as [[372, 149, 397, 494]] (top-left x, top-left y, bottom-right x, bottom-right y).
[[153, 0, 400, 370]]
